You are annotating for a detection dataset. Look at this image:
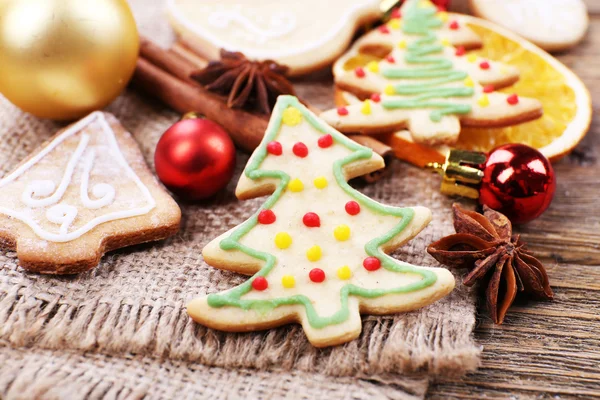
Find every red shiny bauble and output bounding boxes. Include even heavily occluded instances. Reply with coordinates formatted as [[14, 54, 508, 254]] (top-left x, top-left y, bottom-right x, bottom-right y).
[[155, 118, 236, 200], [479, 144, 556, 224]]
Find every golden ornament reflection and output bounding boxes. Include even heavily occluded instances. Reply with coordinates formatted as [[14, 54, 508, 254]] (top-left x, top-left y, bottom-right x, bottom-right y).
[[0, 0, 139, 120]]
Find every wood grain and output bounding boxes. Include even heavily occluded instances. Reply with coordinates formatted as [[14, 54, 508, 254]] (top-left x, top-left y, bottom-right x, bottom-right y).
[[426, 14, 600, 400]]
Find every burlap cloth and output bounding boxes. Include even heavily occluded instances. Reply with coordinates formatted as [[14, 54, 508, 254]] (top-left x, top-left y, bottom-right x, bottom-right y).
[[0, 1, 481, 398]]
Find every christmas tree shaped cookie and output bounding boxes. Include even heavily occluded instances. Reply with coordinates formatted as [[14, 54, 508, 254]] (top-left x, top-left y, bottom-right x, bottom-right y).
[[321, 0, 543, 146], [0, 112, 181, 274], [187, 96, 454, 347]]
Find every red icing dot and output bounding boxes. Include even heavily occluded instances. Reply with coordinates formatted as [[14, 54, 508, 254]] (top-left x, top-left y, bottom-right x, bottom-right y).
[[363, 257, 381, 271], [266, 141, 282, 156], [293, 142, 309, 158], [337, 107, 349, 116], [386, 55, 395, 64], [257, 209, 276, 225], [449, 21, 459, 30], [370, 93, 381, 103], [437, 5, 446, 12], [252, 276, 268, 291], [378, 25, 390, 34], [318, 134, 333, 148], [303, 212, 321, 228], [507, 94, 519, 105], [345, 201, 361, 216], [455, 46, 466, 56], [479, 61, 490, 70], [483, 84, 494, 93], [391, 8, 401, 19], [309, 268, 326, 283], [355, 67, 366, 78]]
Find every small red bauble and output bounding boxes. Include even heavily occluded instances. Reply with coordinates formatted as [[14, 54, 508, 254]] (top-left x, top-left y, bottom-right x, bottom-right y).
[[449, 21, 459, 30], [303, 212, 321, 227], [479, 61, 490, 70], [378, 25, 390, 34], [385, 55, 395, 64], [370, 93, 381, 103], [267, 141, 283, 155], [293, 142, 309, 158], [252, 276, 268, 291], [258, 209, 276, 225], [318, 134, 334, 148], [345, 201, 361, 215], [154, 117, 236, 200], [455, 46, 466, 56], [479, 144, 556, 224], [363, 257, 381, 271], [483, 84, 494, 93], [507, 94, 519, 105], [391, 8, 401, 19], [355, 67, 366, 78], [309, 268, 326, 283], [337, 107, 349, 116]]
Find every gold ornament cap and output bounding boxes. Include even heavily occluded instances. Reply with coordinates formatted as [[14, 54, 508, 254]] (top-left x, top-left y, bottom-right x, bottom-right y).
[[426, 150, 487, 199]]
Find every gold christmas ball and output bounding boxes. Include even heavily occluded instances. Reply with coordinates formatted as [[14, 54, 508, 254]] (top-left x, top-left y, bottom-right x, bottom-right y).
[[0, 0, 139, 120]]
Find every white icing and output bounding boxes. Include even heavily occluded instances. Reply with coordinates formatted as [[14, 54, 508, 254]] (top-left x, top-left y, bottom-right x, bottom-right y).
[[167, 0, 380, 59], [208, 7, 296, 44], [0, 112, 156, 243], [80, 149, 116, 209]]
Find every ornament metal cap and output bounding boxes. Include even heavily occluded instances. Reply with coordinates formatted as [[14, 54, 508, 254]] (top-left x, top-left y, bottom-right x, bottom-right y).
[[426, 149, 486, 199]]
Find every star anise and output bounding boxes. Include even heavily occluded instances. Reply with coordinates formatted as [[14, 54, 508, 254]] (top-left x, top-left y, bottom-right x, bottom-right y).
[[427, 204, 553, 324], [191, 50, 295, 115]]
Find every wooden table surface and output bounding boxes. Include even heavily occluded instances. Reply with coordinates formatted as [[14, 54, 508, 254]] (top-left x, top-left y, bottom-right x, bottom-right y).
[[427, 13, 600, 400]]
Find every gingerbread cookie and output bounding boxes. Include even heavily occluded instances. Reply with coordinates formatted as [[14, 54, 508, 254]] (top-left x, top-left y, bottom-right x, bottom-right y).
[[0, 112, 181, 274], [321, 0, 543, 146], [187, 95, 455, 347], [469, 0, 588, 52], [167, 0, 382, 76]]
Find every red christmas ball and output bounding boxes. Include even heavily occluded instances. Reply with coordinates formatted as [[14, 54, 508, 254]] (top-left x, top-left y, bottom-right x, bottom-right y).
[[155, 118, 236, 200], [479, 144, 556, 224]]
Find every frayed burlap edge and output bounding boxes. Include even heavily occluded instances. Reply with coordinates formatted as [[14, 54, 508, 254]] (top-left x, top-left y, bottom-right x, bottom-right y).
[[0, 283, 480, 380]]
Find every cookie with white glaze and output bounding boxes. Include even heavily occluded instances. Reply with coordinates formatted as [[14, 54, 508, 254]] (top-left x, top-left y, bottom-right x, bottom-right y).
[[0, 112, 181, 274], [187, 95, 455, 347], [470, 0, 588, 52], [321, 0, 543, 146], [167, 0, 382, 76]]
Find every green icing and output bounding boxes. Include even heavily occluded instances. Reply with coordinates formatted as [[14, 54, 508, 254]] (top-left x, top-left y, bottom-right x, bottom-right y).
[[381, 0, 474, 122], [208, 95, 437, 329]]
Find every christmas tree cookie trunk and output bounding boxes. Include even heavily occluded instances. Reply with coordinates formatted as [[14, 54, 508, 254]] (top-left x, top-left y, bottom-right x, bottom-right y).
[[321, 0, 543, 147], [187, 96, 455, 347]]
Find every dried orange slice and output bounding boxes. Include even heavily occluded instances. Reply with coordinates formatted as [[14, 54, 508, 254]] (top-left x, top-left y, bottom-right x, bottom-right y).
[[335, 13, 591, 167]]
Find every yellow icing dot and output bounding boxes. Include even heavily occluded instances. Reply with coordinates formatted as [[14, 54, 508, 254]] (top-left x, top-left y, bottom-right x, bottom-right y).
[[438, 11, 449, 22], [463, 77, 474, 87], [306, 245, 322, 262], [281, 275, 295, 288], [478, 94, 490, 107], [313, 176, 328, 189], [441, 37, 450, 47], [388, 19, 401, 30], [275, 232, 292, 249], [337, 266, 352, 280], [361, 99, 372, 115], [282, 107, 303, 126], [398, 40, 407, 49], [384, 84, 396, 95], [288, 178, 304, 192], [366, 61, 379, 73], [333, 225, 351, 241], [466, 54, 478, 63]]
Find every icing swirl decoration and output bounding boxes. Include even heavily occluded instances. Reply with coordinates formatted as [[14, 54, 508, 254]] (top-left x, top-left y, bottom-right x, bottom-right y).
[[0, 112, 155, 243], [207, 8, 297, 44]]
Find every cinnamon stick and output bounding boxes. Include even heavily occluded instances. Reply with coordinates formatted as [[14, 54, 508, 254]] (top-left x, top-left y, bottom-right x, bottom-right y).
[[133, 38, 267, 151]]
